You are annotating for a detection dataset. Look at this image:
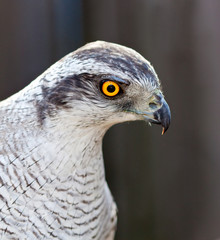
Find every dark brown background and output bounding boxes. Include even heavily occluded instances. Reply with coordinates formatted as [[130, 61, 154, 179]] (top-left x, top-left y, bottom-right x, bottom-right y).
[[1, 1, 220, 239]]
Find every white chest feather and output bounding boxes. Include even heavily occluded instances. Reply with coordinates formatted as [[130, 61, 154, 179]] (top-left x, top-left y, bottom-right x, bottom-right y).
[[0, 103, 117, 240]]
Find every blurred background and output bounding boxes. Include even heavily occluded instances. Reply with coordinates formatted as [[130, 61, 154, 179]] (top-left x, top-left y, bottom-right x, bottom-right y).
[[0, 0, 220, 239]]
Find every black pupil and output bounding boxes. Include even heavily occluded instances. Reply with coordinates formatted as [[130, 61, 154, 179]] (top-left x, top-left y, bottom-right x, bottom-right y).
[[107, 84, 116, 93]]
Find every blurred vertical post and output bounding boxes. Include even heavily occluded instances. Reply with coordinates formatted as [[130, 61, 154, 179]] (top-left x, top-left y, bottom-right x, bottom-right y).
[[0, 0, 84, 100]]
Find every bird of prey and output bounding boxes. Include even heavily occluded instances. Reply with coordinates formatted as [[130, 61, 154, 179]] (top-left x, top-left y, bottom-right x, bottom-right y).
[[0, 41, 170, 239]]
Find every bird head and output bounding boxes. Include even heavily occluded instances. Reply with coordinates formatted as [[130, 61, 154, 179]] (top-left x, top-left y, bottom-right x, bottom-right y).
[[39, 41, 171, 134]]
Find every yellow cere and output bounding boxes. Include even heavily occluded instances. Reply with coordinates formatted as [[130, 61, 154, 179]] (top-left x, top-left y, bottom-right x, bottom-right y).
[[102, 81, 120, 97]]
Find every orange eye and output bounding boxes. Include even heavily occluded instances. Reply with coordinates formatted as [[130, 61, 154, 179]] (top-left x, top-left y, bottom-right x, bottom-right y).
[[101, 81, 120, 97]]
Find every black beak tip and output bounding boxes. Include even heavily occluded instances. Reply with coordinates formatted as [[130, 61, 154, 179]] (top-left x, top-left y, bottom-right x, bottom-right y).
[[153, 99, 171, 135], [161, 118, 170, 135]]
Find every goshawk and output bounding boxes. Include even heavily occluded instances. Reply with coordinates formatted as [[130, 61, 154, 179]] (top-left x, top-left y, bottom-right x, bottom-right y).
[[0, 41, 170, 239]]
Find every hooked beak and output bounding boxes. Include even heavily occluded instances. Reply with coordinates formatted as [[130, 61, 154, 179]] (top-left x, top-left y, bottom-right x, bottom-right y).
[[125, 95, 171, 135], [149, 98, 171, 135]]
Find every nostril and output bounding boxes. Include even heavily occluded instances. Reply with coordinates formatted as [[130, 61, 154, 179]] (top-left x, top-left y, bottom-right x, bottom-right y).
[[149, 102, 158, 109]]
